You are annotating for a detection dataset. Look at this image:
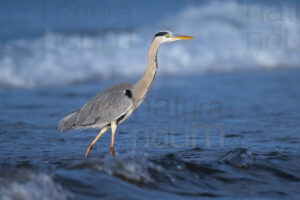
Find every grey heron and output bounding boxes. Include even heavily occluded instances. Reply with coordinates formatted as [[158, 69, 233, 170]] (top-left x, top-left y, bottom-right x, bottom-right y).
[[58, 31, 194, 157]]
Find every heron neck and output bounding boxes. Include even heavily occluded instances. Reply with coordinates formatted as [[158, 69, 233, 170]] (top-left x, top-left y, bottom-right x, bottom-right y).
[[133, 39, 161, 104]]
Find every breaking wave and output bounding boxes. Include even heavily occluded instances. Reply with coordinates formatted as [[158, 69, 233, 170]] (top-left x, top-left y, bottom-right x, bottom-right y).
[[1, 1, 300, 87], [0, 168, 72, 200], [58, 148, 300, 198]]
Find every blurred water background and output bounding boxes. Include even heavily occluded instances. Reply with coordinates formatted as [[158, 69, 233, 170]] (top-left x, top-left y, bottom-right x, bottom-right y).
[[1, 0, 300, 87]]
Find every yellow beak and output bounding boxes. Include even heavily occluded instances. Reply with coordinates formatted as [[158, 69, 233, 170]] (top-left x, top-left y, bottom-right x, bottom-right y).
[[174, 35, 194, 40]]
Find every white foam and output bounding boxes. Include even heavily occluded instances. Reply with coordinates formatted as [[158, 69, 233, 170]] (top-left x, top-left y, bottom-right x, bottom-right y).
[[0, 171, 72, 200], [75, 153, 173, 184], [0, 1, 299, 87], [93, 154, 159, 184]]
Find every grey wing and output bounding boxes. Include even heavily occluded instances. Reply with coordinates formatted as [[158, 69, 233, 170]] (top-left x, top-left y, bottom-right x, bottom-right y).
[[75, 83, 134, 127]]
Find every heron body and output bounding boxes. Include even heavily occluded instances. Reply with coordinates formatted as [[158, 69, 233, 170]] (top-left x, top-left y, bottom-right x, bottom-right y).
[[58, 31, 193, 157]]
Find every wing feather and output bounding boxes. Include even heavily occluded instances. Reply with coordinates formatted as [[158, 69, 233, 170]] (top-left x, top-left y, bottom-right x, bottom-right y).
[[75, 83, 133, 126]]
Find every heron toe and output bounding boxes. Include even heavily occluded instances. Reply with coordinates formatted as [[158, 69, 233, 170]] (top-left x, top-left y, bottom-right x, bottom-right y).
[[110, 147, 115, 156]]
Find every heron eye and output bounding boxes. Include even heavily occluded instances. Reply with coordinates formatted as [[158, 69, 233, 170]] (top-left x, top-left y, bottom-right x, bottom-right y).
[[164, 34, 169, 38]]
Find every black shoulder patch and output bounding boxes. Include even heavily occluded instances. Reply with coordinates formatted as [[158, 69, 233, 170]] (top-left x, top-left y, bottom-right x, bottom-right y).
[[154, 31, 169, 37], [125, 90, 132, 99]]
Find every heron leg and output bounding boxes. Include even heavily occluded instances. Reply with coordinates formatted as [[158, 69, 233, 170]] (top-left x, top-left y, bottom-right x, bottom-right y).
[[85, 127, 109, 157], [110, 121, 117, 156]]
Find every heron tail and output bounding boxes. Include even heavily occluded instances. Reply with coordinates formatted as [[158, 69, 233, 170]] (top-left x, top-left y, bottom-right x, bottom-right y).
[[58, 111, 78, 132]]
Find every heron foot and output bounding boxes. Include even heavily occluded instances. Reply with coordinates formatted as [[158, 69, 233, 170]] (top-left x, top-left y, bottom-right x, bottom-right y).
[[110, 147, 115, 156], [85, 144, 93, 157], [84, 127, 109, 158]]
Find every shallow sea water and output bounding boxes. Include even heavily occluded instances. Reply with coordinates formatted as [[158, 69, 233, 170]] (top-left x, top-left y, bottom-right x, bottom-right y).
[[0, 70, 300, 200]]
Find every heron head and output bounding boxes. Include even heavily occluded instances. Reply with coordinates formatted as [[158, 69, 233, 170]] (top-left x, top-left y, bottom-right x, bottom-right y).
[[153, 30, 194, 44]]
